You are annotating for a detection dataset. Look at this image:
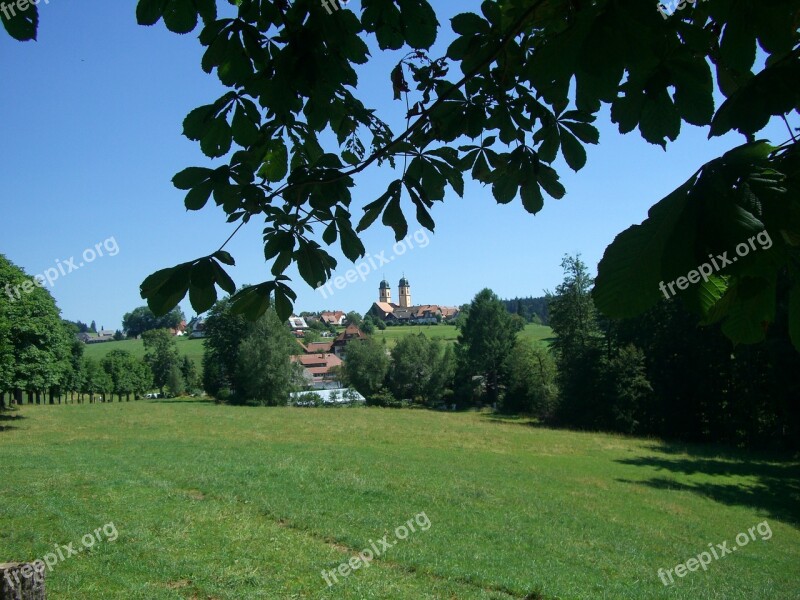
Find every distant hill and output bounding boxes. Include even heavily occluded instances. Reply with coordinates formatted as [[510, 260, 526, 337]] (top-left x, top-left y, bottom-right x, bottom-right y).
[[82, 337, 205, 369]]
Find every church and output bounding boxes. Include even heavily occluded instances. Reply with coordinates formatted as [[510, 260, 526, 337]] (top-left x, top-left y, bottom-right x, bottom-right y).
[[367, 277, 459, 324]]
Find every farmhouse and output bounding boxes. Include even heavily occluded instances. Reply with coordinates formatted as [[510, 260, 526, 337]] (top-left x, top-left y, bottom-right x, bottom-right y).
[[291, 353, 342, 389], [320, 311, 346, 326]]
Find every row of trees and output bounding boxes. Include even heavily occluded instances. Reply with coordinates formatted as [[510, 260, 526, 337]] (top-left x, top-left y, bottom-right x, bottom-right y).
[[1, 255, 202, 406], [549, 256, 800, 450]]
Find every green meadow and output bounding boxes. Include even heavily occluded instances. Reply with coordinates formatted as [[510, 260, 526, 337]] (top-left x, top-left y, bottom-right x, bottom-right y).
[[82, 337, 206, 369], [1, 400, 797, 599], [372, 322, 552, 348], [81, 323, 553, 367]]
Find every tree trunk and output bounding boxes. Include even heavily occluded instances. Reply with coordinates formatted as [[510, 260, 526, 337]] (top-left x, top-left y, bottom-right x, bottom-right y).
[[13, 390, 21, 405], [0, 562, 46, 599]]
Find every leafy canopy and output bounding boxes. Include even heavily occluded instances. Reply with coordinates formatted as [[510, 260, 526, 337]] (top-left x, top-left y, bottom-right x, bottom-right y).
[[6, 0, 800, 348]]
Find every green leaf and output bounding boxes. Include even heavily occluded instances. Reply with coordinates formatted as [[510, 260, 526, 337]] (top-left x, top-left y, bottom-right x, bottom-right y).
[[594, 177, 696, 318], [720, 277, 775, 345], [382, 193, 408, 241], [335, 207, 366, 262], [397, 0, 438, 49], [1, 1, 38, 40], [189, 259, 217, 313], [451, 13, 488, 36], [719, 8, 757, 74], [194, 0, 216, 23], [232, 103, 260, 147], [140, 264, 192, 316], [295, 241, 335, 289], [405, 181, 435, 232], [230, 284, 271, 320], [520, 181, 544, 214], [323, 222, 338, 245], [258, 139, 288, 182], [184, 180, 214, 211], [210, 260, 236, 295], [172, 167, 213, 190], [163, 0, 198, 34], [492, 173, 518, 204], [199, 118, 232, 158], [357, 180, 401, 232], [136, 0, 168, 26], [639, 90, 681, 149], [212, 250, 235, 266], [558, 126, 587, 171], [273, 288, 293, 322]]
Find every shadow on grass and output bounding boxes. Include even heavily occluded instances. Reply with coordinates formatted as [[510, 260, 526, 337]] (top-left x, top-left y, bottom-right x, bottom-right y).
[[482, 413, 543, 426], [148, 398, 216, 404], [616, 444, 800, 526], [0, 413, 25, 422]]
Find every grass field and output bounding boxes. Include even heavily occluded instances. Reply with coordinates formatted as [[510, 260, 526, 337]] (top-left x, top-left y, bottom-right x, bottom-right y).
[[372, 323, 553, 348], [1, 401, 797, 599], [83, 337, 206, 368], [82, 324, 554, 367]]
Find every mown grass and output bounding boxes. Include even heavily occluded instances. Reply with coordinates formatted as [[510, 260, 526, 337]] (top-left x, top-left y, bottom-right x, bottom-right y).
[[1, 401, 797, 599]]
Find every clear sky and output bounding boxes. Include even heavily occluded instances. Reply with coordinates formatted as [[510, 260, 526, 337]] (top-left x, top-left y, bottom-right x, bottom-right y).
[[0, 1, 785, 330]]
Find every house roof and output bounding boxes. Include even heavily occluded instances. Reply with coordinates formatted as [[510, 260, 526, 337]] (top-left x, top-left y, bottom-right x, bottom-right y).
[[320, 311, 346, 323], [290, 353, 342, 377], [374, 302, 395, 313], [306, 341, 334, 353], [334, 324, 367, 344], [288, 316, 309, 329]]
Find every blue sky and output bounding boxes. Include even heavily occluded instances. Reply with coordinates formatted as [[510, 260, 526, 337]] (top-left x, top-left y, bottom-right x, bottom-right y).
[[0, 0, 785, 330]]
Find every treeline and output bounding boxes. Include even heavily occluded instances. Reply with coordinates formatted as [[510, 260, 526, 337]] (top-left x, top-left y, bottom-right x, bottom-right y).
[[501, 296, 549, 325], [549, 256, 800, 450], [0, 255, 199, 406]]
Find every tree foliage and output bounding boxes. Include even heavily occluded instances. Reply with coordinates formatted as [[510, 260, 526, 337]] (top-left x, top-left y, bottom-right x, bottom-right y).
[[122, 306, 185, 338], [234, 307, 301, 405], [7, 1, 799, 347], [101, 349, 153, 399], [503, 340, 558, 418], [457, 288, 522, 402], [202, 295, 253, 396], [340, 336, 390, 399], [389, 333, 454, 405], [0, 255, 73, 398], [142, 329, 181, 394]]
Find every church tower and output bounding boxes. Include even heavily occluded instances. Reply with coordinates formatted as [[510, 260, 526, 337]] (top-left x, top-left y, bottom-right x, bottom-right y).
[[379, 279, 392, 303], [398, 276, 411, 308]]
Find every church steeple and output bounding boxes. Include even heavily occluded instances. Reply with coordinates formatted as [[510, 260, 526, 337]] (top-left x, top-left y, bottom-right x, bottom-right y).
[[379, 278, 391, 303], [398, 276, 411, 308]]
